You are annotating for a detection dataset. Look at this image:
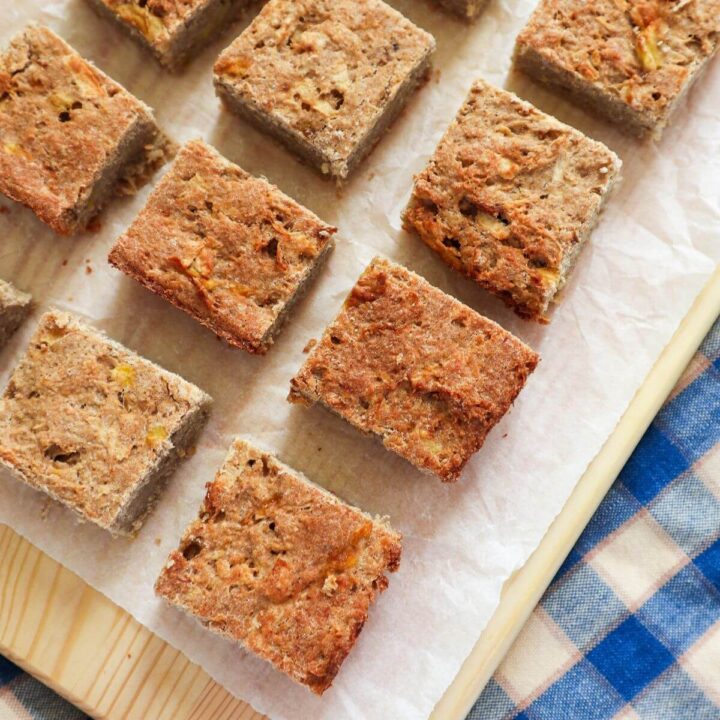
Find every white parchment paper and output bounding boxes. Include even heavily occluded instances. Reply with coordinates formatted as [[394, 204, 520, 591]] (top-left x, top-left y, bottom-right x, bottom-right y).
[[1, 1, 719, 718]]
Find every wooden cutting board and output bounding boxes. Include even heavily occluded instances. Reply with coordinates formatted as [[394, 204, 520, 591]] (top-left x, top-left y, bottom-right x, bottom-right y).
[[1, 268, 719, 720]]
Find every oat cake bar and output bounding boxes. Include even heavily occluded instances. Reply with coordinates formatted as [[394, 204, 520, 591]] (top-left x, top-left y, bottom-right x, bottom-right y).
[[85, 0, 250, 70], [0, 25, 171, 235], [289, 258, 539, 482], [0, 310, 211, 535], [155, 438, 401, 694], [213, 0, 436, 181], [109, 140, 336, 353], [514, 0, 720, 138], [0, 280, 31, 348], [403, 79, 621, 323]]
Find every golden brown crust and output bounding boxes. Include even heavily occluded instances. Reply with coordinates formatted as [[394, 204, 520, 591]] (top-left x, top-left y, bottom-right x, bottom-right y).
[[213, 0, 435, 179], [87, 0, 249, 68], [93, 0, 208, 51], [289, 258, 539, 482], [0, 310, 211, 533], [403, 79, 620, 322], [109, 140, 336, 353], [155, 438, 401, 694], [0, 25, 165, 234], [515, 0, 720, 134]]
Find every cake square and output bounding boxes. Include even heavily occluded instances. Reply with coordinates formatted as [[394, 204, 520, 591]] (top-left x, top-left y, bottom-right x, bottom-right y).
[[289, 257, 539, 481], [0, 310, 212, 535], [403, 79, 621, 323], [0, 280, 31, 348], [213, 0, 436, 181], [86, 0, 250, 70], [108, 140, 336, 353], [155, 438, 401, 694], [514, 0, 720, 138], [0, 25, 171, 235]]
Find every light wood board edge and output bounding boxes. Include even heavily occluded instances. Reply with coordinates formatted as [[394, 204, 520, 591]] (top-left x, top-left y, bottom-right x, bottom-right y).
[[430, 266, 720, 720], [0, 268, 718, 720], [0, 525, 265, 720]]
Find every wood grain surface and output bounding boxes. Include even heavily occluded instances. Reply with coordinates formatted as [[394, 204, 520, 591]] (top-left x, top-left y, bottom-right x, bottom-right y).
[[0, 525, 263, 720]]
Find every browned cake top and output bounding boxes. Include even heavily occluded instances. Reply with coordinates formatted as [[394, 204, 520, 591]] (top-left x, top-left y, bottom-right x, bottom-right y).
[[289, 258, 539, 481], [109, 140, 335, 353], [404, 79, 620, 321], [213, 0, 435, 173], [0, 310, 208, 529], [155, 439, 401, 694], [93, 0, 210, 49], [517, 0, 720, 124], [0, 25, 154, 232]]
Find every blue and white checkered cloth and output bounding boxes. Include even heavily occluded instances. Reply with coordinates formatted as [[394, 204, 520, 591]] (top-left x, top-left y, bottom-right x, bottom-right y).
[[470, 318, 720, 720], [1, 319, 719, 719], [0, 657, 87, 719]]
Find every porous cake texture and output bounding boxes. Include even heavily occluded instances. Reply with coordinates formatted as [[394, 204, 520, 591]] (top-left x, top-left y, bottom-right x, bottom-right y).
[[514, 0, 720, 137], [156, 439, 401, 694], [0, 310, 211, 535], [86, 0, 250, 69], [213, 0, 436, 180], [289, 257, 539, 481], [0, 25, 170, 234], [109, 140, 335, 353], [403, 79, 621, 322]]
